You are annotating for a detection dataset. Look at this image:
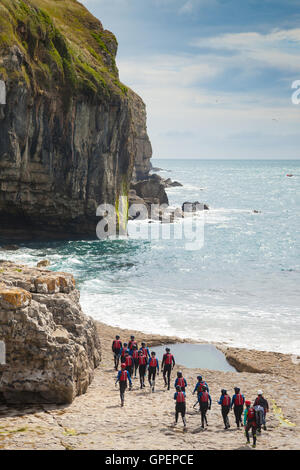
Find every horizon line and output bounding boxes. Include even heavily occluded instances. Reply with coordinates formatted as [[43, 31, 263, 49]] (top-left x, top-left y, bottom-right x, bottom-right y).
[[152, 157, 300, 161]]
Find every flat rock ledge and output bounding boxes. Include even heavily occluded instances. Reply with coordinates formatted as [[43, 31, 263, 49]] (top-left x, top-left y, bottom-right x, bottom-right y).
[[0, 261, 101, 404]]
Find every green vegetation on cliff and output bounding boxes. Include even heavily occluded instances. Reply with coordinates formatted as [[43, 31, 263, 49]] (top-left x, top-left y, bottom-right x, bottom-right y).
[[0, 0, 128, 103]]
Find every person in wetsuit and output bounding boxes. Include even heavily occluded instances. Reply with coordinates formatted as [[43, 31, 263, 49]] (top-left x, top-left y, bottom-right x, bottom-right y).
[[148, 351, 159, 392], [218, 389, 231, 429], [115, 363, 132, 407], [192, 375, 209, 409], [112, 335, 122, 371], [231, 387, 245, 428], [254, 390, 269, 431], [139, 342, 151, 360], [173, 386, 187, 429], [161, 348, 175, 390], [197, 386, 212, 429], [128, 335, 138, 352], [244, 401, 257, 448], [138, 350, 147, 389], [174, 371, 187, 392], [119, 342, 130, 364], [131, 345, 139, 378], [124, 352, 134, 378]]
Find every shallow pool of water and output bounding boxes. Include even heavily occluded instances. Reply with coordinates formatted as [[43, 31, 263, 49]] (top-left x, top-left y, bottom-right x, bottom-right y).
[[151, 343, 236, 372]]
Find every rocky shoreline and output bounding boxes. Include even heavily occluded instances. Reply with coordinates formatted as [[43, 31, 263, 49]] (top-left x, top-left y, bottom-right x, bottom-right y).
[[0, 265, 299, 449]]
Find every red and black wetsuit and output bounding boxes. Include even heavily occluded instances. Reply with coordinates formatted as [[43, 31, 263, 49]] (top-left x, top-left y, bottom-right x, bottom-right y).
[[176, 377, 186, 393], [112, 339, 122, 370], [199, 391, 210, 428], [232, 393, 244, 427], [245, 407, 257, 446], [128, 340, 138, 351], [162, 353, 175, 390], [138, 354, 147, 388], [220, 394, 231, 429], [125, 355, 133, 377], [132, 349, 139, 377], [148, 357, 159, 387], [174, 391, 186, 426], [116, 369, 132, 406]]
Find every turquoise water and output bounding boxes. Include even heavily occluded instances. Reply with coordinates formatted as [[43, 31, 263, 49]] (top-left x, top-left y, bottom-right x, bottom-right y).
[[151, 343, 236, 372], [2, 159, 300, 354]]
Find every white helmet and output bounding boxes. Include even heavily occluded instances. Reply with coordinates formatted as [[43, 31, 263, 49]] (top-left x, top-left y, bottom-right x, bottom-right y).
[[257, 390, 263, 395]]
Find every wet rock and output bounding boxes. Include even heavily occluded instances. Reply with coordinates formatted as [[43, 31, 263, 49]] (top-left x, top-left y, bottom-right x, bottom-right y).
[[131, 174, 169, 206], [182, 201, 209, 212], [0, 245, 19, 251], [0, 261, 101, 404], [37, 260, 50, 268], [163, 178, 183, 188]]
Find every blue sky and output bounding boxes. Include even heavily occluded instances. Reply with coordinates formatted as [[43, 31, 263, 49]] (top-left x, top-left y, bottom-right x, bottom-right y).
[[81, 0, 300, 159]]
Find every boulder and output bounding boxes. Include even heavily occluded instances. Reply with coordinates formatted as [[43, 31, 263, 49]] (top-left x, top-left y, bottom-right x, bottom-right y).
[[131, 174, 169, 206], [0, 261, 101, 404], [37, 260, 50, 268], [0, 245, 19, 251], [182, 201, 209, 212], [163, 178, 183, 188]]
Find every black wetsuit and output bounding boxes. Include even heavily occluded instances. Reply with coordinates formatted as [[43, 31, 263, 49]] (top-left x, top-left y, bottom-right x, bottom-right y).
[[219, 395, 231, 429], [174, 392, 186, 426], [162, 353, 175, 390], [138, 356, 147, 388], [222, 406, 230, 429], [132, 354, 139, 377], [245, 408, 257, 446], [119, 381, 127, 404], [231, 394, 244, 427], [112, 340, 122, 370], [125, 358, 134, 378], [200, 403, 208, 427], [198, 392, 211, 428]]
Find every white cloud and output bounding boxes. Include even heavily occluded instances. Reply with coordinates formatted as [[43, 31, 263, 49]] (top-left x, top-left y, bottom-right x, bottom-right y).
[[179, 0, 217, 14], [192, 28, 300, 72], [118, 53, 300, 158], [119, 54, 219, 89]]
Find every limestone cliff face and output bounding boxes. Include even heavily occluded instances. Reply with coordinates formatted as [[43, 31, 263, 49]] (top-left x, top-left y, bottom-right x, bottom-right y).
[[0, 0, 152, 239], [0, 261, 101, 404]]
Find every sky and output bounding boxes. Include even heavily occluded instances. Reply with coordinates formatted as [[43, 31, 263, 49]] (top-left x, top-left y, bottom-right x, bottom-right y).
[[81, 0, 300, 159]]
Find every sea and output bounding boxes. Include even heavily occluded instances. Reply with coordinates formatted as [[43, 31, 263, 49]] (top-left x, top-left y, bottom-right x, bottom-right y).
[[2, 159, 300, 355]]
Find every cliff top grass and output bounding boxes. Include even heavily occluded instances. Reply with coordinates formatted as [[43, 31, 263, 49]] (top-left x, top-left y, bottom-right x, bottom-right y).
[[0, 0, 129, 103]]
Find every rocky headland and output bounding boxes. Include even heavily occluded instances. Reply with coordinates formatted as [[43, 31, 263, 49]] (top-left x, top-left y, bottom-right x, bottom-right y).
[[0, 0, 158, 240], [0, 0, 210, 240]]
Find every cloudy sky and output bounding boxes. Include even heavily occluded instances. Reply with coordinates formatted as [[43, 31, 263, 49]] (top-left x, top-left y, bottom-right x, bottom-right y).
[[81, 0, 300, 159]]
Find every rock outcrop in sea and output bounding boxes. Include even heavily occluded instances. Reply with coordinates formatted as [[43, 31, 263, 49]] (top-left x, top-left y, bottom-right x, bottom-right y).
[[0, 0, 157, 240], [0, 261, 101, 404]]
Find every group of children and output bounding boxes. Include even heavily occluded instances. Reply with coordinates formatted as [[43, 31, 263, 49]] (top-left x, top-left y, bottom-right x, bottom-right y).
[[113, 335, 175, 394], [113, 335, 269, 447]]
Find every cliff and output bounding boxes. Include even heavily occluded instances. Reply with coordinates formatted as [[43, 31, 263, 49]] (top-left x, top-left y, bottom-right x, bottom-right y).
[[0, 260, 101, 404], [0, 0, 152, 240]]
